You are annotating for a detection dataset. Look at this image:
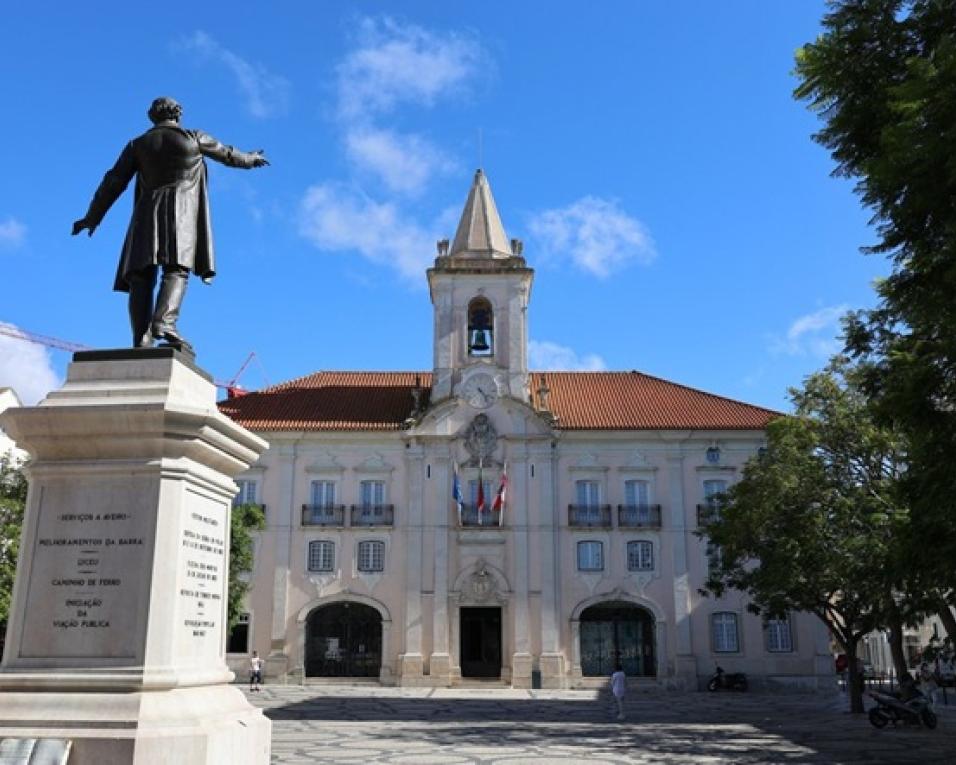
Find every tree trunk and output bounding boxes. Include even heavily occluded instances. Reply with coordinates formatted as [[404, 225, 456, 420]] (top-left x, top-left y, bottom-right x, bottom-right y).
[[887, 609, 910, 681], [938, 600, 956, 644], [846, 642, 865, 713]]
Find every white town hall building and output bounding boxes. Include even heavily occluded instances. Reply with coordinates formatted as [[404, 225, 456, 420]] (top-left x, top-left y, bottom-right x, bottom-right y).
[[220, 170, 832, 690]]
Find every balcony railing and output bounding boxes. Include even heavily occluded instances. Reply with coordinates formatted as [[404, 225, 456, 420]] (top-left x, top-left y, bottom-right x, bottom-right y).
[[301, 504, 346, 526], [350, 504, 394, 527], [568, 504, 612, 528], [696, 503, 722, 526], [617, 504, 662, 528], [459, 504, 502, 527]]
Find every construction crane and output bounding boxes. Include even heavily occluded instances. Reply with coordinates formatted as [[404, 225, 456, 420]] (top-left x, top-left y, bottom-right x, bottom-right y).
[[0, 323, 264, 394]]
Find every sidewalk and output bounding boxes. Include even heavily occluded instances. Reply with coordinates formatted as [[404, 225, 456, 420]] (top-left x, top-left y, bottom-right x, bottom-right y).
[[245, 685, 956, 764]]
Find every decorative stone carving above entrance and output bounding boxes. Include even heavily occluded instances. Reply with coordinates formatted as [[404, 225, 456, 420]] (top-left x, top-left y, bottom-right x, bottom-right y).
[[463, 414, 498, 463], [456, 558, 508, 605]]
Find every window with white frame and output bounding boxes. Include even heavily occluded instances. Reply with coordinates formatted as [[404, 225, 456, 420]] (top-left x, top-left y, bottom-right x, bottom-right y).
[[357, 540, 385, 572], [624, 479, 650, 507], [307, 540, 335, 572], [707, 541, 723, 571], [627, 540, 654, 571], [766, 616, 793, 653], [703, 479, 727, 507], [577, 540, 604, 572], [310, 480, 336, 507], [360, 480, 385, 507], [234, 479, 258, 506], [576, 480, 600, 507], [712, 612, 740, 652], [468, 479, 492, 506]]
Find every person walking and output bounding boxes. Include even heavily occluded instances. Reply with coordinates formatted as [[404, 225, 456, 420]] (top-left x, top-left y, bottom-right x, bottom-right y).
[[919, 662, 939, 707], [249, 650, 264, 693], [610, 663, 626, 721]]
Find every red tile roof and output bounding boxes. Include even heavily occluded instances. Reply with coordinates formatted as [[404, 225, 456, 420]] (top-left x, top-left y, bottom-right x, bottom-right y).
[[218, 370, 778, 433]]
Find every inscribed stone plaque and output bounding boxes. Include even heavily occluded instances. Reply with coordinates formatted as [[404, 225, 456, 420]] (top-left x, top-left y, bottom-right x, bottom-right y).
[[20, 480, 155, 659], [174, 491, 228, 662]]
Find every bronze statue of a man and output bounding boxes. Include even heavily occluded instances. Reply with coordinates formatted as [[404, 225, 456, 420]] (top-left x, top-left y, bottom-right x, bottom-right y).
[[73, 97, 269, 350]]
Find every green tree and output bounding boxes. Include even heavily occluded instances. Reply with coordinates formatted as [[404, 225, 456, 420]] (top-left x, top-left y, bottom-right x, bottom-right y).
[[702, 360, 912, 713], [795, 1, 956, 614], [0, 455, 27, 638], [228, 502, 265, 632]]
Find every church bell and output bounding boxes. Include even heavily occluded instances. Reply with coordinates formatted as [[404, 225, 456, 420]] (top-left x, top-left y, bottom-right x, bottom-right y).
[[469, 329, 491, 352]]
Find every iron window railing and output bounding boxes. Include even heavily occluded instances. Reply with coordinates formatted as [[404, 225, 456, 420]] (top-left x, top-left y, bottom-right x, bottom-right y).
[[617, 504, 662, 528], [458, 503, 502, 527], [568, 504, 612, 527], [697, 503, 722, 526], [350, 504, 394, 527], [301, 504, 346, 526]]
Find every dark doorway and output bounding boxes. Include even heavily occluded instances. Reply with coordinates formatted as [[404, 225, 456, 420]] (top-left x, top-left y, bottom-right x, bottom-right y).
[[460, 607, 502, 678], [305, 602, 382, 677], [580, 601, 655, 677]]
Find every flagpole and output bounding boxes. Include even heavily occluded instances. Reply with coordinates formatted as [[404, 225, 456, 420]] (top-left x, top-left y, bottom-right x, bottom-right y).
[[478, 456, 484, 526], [499, 461, 506, 527]]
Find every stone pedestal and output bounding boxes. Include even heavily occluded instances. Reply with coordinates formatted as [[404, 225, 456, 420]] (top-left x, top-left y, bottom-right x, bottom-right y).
[[511, 652, 533, 689], [0, 349, 271, 764], [399, 653, 427, 686], [539, 652, 566, 689], [429, 653, 452, 686]]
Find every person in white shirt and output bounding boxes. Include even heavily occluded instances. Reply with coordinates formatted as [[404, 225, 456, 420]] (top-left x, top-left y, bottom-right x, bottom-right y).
[[249, 650, 264, 692], [610, 663, 626, 720]]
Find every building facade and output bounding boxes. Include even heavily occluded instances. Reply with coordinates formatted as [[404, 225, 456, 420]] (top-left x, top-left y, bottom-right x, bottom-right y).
[[220, 171, 832, 690]]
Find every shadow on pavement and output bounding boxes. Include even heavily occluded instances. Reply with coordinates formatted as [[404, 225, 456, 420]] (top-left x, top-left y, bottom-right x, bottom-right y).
[[262, 690, 955, 764]]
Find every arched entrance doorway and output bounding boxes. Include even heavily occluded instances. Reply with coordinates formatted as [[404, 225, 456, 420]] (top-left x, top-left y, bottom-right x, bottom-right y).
[[580, 601, 655, 677], [305, 602, 382, 677]]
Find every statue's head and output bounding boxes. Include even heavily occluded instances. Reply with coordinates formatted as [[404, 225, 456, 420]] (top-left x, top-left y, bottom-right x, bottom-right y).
[[148, 97, 183, 125]]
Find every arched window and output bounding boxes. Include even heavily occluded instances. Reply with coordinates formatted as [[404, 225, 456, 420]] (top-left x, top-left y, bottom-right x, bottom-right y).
[[467, 297, 493, 357]]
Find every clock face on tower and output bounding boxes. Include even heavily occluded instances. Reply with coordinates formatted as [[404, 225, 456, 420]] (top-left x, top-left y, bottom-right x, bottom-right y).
[[461, 372, 498, 409]]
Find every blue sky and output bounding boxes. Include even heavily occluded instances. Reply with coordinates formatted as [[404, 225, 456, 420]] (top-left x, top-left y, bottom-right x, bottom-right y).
[[0, 1, 883, 409]]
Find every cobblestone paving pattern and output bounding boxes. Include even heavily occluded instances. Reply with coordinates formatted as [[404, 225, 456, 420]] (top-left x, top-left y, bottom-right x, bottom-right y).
[[243, 684, 956, 764]]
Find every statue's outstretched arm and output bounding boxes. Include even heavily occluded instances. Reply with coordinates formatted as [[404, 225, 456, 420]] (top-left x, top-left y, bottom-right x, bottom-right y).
[[195, 131, 269, 169], [72, 142, 137, 236]]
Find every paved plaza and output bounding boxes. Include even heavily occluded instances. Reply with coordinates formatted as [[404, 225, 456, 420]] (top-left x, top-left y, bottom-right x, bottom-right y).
[[243, 684, 956, 764]]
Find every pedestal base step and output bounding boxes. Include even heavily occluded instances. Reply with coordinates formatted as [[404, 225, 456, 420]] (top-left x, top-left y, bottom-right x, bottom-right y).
[[0, 685, 270, 765]]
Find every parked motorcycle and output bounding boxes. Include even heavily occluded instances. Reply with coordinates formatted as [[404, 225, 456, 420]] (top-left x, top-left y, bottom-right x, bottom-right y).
[[707, 665, 748, 691], [866, 688, 937, 729]]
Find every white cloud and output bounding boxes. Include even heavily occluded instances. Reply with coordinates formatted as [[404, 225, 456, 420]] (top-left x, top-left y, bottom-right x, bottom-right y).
[[770, 305, 849, 357], [528, 197, 656, 278], [337, 17, 486, 120], [299, 183, 438, 280], [345, 128, 457, 195], [0, 217, 26, 249], [0, 323, 61, 405], [529, 340, 607, 371], [179, 31, 290, 118]]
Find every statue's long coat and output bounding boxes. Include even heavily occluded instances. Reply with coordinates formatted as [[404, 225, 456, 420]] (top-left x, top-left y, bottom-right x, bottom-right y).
[[82, 124, 260, 291]]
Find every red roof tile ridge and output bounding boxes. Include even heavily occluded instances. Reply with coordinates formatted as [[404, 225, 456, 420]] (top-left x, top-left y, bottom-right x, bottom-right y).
[[537, 369, 783, 417]]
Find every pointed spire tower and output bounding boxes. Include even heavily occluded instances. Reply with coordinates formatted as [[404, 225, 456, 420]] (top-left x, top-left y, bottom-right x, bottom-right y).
[[449, 169, 512, 258], [428, 170, 534, 403]]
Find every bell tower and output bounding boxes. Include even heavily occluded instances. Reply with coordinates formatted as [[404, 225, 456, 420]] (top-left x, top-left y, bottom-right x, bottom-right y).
[[427, 170, 534, 404]]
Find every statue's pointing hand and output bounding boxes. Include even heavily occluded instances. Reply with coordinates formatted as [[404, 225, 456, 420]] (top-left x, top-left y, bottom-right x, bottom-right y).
[[251, 150, 269, 168], [71, 218, 96, 237]]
